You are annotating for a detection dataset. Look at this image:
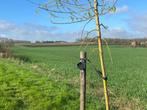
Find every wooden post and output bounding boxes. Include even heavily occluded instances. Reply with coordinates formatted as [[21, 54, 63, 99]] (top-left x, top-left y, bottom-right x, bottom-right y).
[[80, 51, 86, 110]]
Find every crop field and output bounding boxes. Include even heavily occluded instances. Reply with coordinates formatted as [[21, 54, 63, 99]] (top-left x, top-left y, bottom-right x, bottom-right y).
[[0, 45, 147, 110]]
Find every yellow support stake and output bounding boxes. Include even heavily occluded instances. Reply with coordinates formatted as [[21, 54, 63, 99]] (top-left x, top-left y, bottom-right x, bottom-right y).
[[94, 0, 110, 110]]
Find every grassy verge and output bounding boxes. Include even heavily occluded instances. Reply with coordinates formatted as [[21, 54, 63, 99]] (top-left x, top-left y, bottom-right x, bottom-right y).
[[0, 59, 81, 110]]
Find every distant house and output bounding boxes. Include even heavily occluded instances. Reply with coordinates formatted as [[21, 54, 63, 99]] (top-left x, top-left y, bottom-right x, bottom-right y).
[[131, 41, 140, 47], [0, 46, 10, 58], [140, 41, 147, 47], [0, 38, 12, 58], [0, 50, 8, 58]]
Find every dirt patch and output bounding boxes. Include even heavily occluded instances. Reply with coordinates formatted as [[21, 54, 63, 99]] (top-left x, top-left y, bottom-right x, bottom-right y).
[[111, 98, 145, 110]]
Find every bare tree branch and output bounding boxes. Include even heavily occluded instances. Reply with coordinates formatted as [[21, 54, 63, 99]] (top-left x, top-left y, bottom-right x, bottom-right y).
[[50, 16, 95, 24]]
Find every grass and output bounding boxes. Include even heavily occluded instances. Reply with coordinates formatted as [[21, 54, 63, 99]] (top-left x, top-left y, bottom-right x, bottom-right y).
[[0, 59, 80, 110], [0, 45, 147, 110]]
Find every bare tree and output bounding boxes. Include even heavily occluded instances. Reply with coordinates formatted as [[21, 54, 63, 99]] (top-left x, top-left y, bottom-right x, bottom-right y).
[[27, 0, 118, 110]]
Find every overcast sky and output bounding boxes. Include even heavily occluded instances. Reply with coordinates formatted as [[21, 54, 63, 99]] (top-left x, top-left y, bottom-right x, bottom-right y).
[[0, 0, 147, 42]]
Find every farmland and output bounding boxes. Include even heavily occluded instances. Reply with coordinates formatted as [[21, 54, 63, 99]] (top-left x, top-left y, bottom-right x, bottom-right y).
[[0, 45, 147, 110]]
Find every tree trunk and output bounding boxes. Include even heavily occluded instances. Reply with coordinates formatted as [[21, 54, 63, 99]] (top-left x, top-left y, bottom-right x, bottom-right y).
[[94, 0, 110, 110]]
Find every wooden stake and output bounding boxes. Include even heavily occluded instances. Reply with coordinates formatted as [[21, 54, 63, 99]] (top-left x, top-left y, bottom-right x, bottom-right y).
[[80, 51, 86, 110]]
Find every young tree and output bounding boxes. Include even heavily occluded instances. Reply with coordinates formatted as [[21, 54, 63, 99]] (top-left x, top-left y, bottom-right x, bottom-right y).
[[27, 0, 118, 109]]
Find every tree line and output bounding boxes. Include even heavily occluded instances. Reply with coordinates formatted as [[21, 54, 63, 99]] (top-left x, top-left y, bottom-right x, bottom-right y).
[[76, 37, 147, 46]]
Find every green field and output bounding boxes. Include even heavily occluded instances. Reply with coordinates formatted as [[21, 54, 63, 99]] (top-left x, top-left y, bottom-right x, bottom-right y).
[[0, 45, 147, 110]]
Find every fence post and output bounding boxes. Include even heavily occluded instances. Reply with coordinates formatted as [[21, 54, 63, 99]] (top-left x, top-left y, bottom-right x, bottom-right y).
[[78, 51, 87, 110]]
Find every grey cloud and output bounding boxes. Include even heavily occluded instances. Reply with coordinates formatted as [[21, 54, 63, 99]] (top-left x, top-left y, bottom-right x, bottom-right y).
[[126, 14, 147, 37], [0, 20, 16, 31], [102, 28, 132, 38], [1, 12, 147, 41], [0, 20, 79, 41], [102, 13, 147, 39], [116, 5, 128, 13]]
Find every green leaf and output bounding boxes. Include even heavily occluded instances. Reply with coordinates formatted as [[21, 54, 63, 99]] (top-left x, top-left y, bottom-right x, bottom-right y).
[[109, 6, 116, 13]]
